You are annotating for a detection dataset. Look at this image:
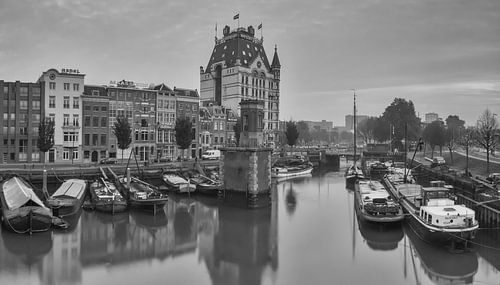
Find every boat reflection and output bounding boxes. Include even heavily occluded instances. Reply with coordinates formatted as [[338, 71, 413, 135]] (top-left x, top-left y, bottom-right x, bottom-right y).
[[403, 224, 478, 285], [357, 220, 403, 251], [474, 229, 500, 272], [1, 229, 53, 266]]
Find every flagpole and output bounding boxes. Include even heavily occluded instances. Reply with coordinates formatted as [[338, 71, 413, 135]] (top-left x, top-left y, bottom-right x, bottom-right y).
[[238, 13, 240, 28]]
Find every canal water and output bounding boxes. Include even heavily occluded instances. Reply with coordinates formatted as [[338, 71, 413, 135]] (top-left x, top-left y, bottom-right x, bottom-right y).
[[1, 170, 499, 285]]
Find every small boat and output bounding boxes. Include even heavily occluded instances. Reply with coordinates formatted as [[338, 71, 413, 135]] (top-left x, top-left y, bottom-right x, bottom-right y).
[[367, 161, 389, 179], [354, 179, 404, 223], [384, 176, 479, 246], [117, 175, 168, 212], [180, 171, 221, 195], [89, 177, 127, 214], [0, 176, 52, 234], [162, 172, 196, 194], [345, 164, 365, 188], [272, 162, 313, 178], [46, 179, 87, 217]]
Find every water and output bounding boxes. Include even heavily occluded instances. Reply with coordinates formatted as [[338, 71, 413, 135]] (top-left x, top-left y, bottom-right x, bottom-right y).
[[1, 171, 499, 285]]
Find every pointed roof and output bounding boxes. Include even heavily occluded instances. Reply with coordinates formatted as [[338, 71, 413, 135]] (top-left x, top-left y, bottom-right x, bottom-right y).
[[153, 83, 172, 91], [205, 27, 271, 72], [271, 45, 281, 69]]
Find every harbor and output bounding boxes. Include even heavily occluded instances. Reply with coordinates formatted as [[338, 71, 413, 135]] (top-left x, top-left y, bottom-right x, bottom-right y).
[[0, 170, 499, 285]]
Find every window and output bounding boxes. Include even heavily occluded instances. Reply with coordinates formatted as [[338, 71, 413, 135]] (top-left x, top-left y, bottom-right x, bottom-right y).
[[92, 134, 98, 146], [49, 114, 55, 122], [64, 83, 70, 90], [72, 150, 79, 160], [84, 151, 90, 159], [84, 116, 91, 127], [63, 150, 69, 160], [3, 86, 9, 94], [100, 134, 106, 145], [31, 100, 40, 110], [63, 96, 70, 108], [92, 90, 99, 96], [73, 97, 79, 109], [20, 87, 28, 96], [93, 117, 99, 127], [84, 134, 90, 146], [101, 106, 107, 111], [101, 117, 107, 127], [63, 131, 78, 142], [73, 114, 79, 126], [49, 82, 56, 90], [20, 100, 28, 110], [61, 114, 69, 126], [73, 83, 79, 91]]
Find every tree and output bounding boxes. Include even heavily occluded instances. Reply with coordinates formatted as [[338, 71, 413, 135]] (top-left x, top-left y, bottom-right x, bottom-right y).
[[373, 117, 390, 143], [445, 115, 465, 163], [37, 117, 55, 164], [458, 126, 475, 176], [422, 121, 446, 157], [175, 117, 193, 159], [112, 116, 132, 163], [285, 121, 300, 146], [381, 98, 421, 147], [296, 121, 310, 144], [475, 109, 498, 174], [357, 117, 377, 144]]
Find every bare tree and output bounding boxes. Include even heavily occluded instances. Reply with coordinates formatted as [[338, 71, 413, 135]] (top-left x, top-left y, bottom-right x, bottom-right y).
[[458, 126, 475, 176], [475, 109, 498, 174]]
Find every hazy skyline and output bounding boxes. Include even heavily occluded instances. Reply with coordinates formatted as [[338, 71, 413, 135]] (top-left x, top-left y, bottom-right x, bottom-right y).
[[1, 0, 499, 126]]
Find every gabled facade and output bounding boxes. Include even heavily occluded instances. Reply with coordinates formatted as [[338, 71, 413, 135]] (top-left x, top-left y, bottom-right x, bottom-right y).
[[174, 87, 200, 158], [82, 85, 109, 163], [200, 25, 281, 144], [154, 83, 177, 161], [38, 69, 84, 163]]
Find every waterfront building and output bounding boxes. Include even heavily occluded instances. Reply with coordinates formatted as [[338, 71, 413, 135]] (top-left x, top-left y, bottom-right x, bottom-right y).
[[153, 83, 177, 161], [174, 87, 200, 158], [199, 106, 213, 151], [0, 80, 44, 163], [82, 85, 109, 163], [200, 24, 281, 144], [107, 80, 157, 162], [38, 69, 84, 164], [225, 108, 238, 146]]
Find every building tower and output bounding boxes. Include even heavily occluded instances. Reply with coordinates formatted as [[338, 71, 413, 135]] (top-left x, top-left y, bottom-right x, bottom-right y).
[[200, 24, 281, 144]]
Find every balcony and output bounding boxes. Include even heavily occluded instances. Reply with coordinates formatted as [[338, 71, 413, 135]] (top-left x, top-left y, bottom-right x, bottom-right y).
[[62, 124, 80, 130]]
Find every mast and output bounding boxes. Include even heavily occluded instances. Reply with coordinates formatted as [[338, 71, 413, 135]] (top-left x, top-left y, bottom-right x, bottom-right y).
[[352, 89, 357, 165]]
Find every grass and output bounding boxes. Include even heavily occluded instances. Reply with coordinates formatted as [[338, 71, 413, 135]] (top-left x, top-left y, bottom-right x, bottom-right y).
[[418, 150, 500, 177]]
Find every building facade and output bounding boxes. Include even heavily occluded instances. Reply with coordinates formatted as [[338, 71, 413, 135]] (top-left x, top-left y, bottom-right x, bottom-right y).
[[107, 80, 157, 162], [425, 112, 439, 123], [154, 84, 177, 161], [38, 69, 84, 164], [174, 87, 200, 159], [200, 25, 281, 144], [0, 80, 44, 163], [82, 85, 109, 163]]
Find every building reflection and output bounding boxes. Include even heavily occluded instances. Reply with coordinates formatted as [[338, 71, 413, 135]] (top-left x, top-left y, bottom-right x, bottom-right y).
[[403, 224, 478, 285]]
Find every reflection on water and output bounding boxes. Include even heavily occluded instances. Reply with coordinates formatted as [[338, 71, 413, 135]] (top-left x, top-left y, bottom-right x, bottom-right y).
[[0, 171, 499, 285]]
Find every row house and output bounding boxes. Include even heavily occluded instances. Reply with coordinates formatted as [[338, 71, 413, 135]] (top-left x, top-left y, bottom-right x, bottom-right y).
[[0, 80, 44, 163], [38, 69, 84, 164], [174, 87, 200, 159], [154, 84, 177, 161], [82, 85, 109, 163], [199, 102, 239, 151], [108, 80, 157, 162]]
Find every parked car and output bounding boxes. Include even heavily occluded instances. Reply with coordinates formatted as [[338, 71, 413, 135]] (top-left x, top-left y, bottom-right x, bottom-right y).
[[431, 156, 446, 168], [100, 158, 117, 164], [486, 173, 500, 184]]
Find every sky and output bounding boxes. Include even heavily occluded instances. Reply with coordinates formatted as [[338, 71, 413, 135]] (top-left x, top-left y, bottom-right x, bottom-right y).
[[0, 0, 499, 126]]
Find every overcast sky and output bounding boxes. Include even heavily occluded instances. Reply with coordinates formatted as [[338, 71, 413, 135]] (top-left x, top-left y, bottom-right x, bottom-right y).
[[1, 0, 499, 126]]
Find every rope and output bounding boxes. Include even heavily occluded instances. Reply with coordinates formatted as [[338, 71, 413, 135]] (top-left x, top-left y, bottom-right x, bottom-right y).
[[52, 168, 64, 183]]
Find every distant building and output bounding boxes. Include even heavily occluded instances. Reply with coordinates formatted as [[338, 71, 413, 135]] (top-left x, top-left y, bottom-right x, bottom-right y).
[[345, 114, 368, 130], [0, 80, 44, 163], [425, 112, 439, 123], [303, 120, 333, 132], [38, 68, 84, 164], [200, 24, 281, 144]]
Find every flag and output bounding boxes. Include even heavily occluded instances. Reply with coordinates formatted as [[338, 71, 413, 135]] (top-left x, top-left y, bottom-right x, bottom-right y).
[[233, 13, 239, 20], [258, 23, 262, 30]]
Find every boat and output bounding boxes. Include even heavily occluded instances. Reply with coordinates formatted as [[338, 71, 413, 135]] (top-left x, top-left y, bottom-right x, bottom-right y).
[[180, 171, 221, 195], [162, 172, 196, 194], [354, 179, 404, 223], [89, 177, 127, 214], [116, 175, 168, 212], [271, 162, 313, 178], [46, 179, 87, 217], [384, 176, 479, 246], [367, 161, 389, 179], [0, 176, 52, 234], [345, 90, 364, 188]]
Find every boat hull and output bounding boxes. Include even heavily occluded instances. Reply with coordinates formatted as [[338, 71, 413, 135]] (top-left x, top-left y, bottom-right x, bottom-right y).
[[2, 206, 52, 234], [47, 197, 84, 217], [271, 166, 313, 178], [129, 198, 168, 212], [94, 200, 128, 213]]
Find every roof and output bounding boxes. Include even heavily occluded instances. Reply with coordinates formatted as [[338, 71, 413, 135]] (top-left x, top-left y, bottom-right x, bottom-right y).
[[153, 83, 172, 92], [174, 87, 199, 98], [51, 179, 87, 200], [271, 45, 281, 68], [205, 27, 271, 72], [1, 176, 46, 210]]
